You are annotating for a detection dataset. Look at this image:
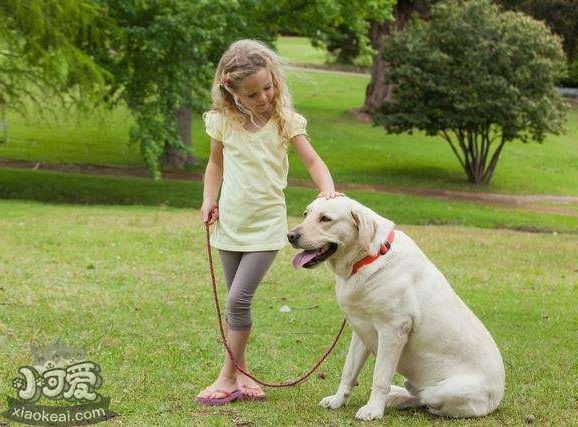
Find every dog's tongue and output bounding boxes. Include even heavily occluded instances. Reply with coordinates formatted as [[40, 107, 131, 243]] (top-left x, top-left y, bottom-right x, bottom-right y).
[[292, 250, 318, 269]]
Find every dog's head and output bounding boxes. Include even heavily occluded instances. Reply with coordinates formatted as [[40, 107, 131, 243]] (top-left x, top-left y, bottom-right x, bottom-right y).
[[288, 197, 395, 269]]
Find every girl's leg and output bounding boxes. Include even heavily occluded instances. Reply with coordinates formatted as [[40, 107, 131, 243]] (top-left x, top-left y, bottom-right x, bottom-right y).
[[197, 250, 243, 400], [219, 250, 243, 291], [225, 250, 277, 398], [226, 250, 277, 331], [197, 249, 277, 400]]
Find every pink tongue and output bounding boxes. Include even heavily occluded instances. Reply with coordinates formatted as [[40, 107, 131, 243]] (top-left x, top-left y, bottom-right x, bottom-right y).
[[292, 250, 318, 269]]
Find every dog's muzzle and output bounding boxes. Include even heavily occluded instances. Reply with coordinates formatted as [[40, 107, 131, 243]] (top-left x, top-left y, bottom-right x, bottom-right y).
[[287, 230, 301, 247]]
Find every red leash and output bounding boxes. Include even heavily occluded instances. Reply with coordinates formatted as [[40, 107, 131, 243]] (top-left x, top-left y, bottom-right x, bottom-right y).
[[205, 223, 346, 387]]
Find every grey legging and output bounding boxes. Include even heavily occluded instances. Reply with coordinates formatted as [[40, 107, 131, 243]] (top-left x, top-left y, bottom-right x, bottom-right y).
[[219, 249, 278, 331]]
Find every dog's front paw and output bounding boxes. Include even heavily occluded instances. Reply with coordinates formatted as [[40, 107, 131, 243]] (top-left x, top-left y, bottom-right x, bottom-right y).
[[319, 394, 347, 409], [355, 403, 384, 421]]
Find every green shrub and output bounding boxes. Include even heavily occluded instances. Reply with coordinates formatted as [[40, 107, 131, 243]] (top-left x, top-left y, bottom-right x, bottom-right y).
[[377, 0, 568, 184]]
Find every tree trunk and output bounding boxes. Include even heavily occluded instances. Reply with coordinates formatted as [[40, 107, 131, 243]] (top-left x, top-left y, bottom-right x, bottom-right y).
[[360, 20, 391, 114], [359, 0, 430, 116], [460, 131, 506, 185], [160, 106, 198, 169], [0, 105, 7, 144], [481, 137, 507, 184]]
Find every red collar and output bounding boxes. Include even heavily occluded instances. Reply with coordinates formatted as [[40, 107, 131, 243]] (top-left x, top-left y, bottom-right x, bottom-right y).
[[350, 230, 395, 277]]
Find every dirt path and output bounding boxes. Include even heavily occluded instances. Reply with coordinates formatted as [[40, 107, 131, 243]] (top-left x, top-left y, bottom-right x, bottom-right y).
[[1, 158, 577, 217], [287, 64, 369, 77]]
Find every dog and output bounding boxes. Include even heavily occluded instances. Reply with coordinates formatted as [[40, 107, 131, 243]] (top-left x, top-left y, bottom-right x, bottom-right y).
[[287, 197, 505, 421]]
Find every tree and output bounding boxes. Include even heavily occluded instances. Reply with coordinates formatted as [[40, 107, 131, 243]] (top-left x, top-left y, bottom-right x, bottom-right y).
[[90, 0, 278, 177], [325, 24, 364, 65], [496, 0, 578, 87], [271, 0, 400, 119], [296, 1, 433, 118], [273, 1, 396, 67], [0, 0, 110, 143], [376, 0, 568, 184], [497, 0, 578, 60], [360, 0, 432, 117], [1, 0, 281, 176]]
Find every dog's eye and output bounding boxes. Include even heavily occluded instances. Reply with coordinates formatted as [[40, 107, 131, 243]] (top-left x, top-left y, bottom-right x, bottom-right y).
[[319, 215, 332, 223], [303, 211, 308, 218]]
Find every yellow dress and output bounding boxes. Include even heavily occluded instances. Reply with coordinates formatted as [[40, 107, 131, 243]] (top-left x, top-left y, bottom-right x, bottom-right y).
[[203, 110, 307, 251]]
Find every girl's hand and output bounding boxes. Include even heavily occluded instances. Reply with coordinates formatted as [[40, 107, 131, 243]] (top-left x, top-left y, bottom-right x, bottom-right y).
[[317, 190, 345, 199], [201, 199, 219, 225]]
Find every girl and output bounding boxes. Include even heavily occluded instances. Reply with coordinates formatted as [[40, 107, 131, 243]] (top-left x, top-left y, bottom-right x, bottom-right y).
[[197, 39, 342, 405]]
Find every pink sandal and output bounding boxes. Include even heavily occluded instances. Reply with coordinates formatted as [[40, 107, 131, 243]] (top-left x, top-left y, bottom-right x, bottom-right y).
[[239, 385, 266, 401], [196, 389, 242, 405]]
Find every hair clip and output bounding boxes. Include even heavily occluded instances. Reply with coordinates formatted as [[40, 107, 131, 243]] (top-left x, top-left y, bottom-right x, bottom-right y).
[[222, 74, 232, 87]]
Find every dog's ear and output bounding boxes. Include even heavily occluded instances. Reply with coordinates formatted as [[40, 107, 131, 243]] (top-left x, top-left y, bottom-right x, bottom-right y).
[[351, 204, 395, 256]]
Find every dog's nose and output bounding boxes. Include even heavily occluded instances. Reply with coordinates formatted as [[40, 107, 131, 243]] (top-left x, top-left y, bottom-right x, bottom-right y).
[[287, 230, 301, 245]]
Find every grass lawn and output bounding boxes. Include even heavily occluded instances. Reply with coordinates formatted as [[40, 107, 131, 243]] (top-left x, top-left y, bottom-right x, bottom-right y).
[[1, 200, 577, 425], [1, 34, 576, 427], [276, 36, 328, 67], [1, 167, 577, 233], [1, 38, 577, 196]]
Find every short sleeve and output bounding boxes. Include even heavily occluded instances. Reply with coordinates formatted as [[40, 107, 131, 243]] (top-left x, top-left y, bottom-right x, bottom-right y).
[[288, 112, 307, 140], [203, 110, 224, 141]]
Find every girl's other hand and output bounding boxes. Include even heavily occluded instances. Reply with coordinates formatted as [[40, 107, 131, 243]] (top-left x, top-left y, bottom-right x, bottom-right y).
[[201, 200, 219, 224], [317, 190, 345, 199]]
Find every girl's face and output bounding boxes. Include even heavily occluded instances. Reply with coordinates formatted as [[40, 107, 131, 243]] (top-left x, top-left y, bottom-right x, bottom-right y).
[[235, 68, 275, 115]]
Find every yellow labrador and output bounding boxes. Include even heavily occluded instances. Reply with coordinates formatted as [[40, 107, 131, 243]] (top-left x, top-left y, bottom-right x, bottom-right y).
[[288, 197, 505, 421]]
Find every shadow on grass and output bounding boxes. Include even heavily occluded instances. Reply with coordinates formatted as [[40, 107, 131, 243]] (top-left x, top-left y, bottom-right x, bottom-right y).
[[1, 167, 576, 233], [332, 164, 469, 190], [0, 167, 204, 208]]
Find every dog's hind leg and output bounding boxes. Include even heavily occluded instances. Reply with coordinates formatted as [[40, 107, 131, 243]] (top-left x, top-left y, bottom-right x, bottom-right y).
[[418, 375, 501, 418], [386, 385, 421, 409]]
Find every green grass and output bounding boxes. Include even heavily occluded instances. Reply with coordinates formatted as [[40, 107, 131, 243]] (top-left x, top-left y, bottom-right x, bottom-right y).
[[284, 71, 578, 196], [1, 34, 576, 427], [1, 167, 577, 233], [0, 104, 142, 166], [276, 36, 328, 66], [1, 56, 577, 196], [1, 200, 576, 425]]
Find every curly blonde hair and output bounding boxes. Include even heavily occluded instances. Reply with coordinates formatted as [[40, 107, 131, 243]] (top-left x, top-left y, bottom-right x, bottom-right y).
[[209, 39, 295, 142]]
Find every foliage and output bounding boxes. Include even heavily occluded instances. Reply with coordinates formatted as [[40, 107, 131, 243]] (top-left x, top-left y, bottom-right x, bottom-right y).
[[497, 0, 578, 87], [320, 0, 436, 67], [89, 0, 284, 178], [0, 0, 110, 117], [497, 0, 578, 60], [564, 58, 578, 87], [273, 0, 395, 66], [0, 0, 280, 175], [2, 64, 578, 196], [377, 0, 568, 184], [325, 24, 364, 65]]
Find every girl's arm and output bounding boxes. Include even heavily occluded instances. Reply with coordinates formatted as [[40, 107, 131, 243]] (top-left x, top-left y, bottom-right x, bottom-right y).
[[201, 138, 224, 224], [292, 135, 343, 199]]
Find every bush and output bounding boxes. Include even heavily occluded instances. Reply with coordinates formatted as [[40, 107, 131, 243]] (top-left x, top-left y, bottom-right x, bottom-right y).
[[560, 58, 578, 88], [377, 0, 568, 184]]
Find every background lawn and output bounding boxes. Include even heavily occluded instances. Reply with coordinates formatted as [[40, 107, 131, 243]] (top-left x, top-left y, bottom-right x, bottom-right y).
[[276, 36, 328, 66], [1, 38, 577, 196], [0, 200, 576, 425], [0, 39, 578, 425], [1, 35, 576, 425], [1, 168, 577, 233]]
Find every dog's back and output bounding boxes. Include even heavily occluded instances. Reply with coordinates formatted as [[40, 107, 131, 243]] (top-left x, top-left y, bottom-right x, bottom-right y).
[[387, 231, 505, 417]]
